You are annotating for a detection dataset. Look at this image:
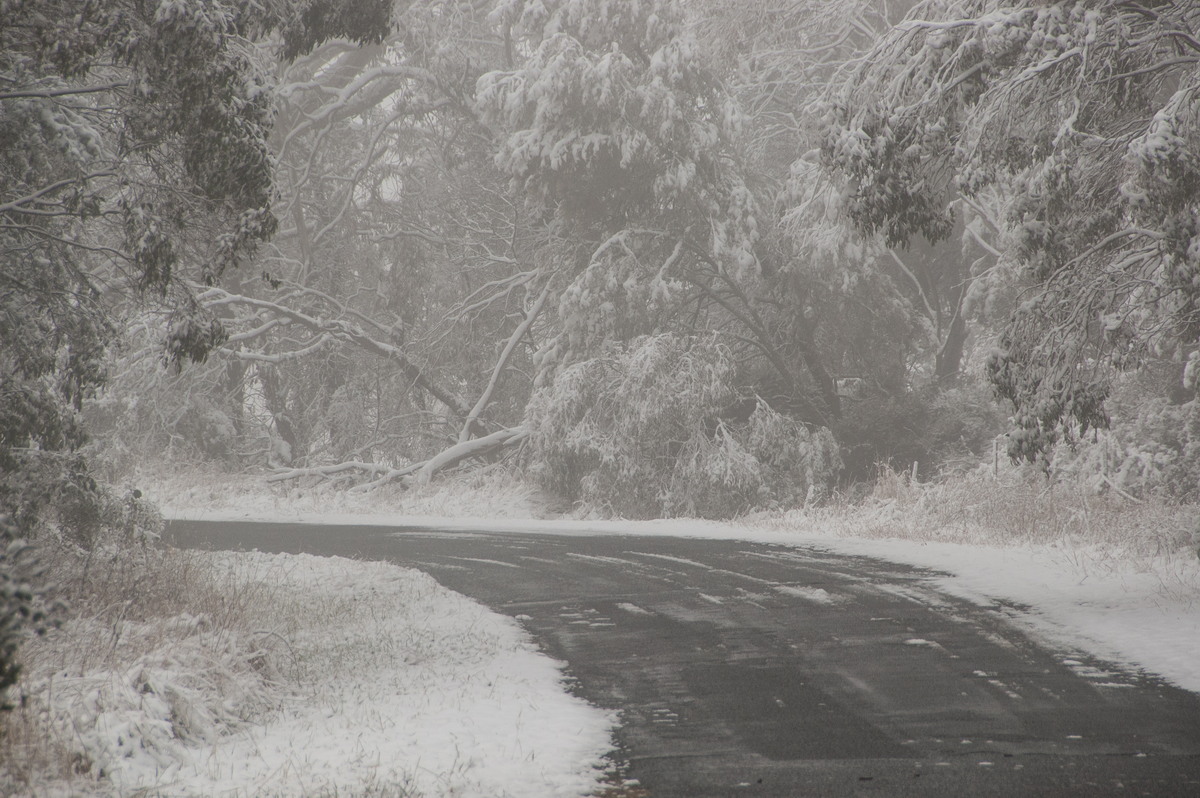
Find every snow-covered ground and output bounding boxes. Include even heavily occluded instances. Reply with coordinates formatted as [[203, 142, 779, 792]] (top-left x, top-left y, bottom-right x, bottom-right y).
[[9, 550, 615, 798]]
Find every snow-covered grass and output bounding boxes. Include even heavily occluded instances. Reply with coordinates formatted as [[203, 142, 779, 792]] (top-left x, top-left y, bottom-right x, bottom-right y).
[[134, 462, 553, 523], [757, 466, 1200, 693], [1, 539, 614, 798]]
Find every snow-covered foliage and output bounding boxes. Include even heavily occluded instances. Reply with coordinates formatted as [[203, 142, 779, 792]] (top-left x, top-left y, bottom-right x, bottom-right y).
[[481, 0, 747, 236], [525, 333, 840, 517], [821, 0, 1200, 464], [479, 0, 765, 376], [0, 518, 58, 712], [1048, 369, 1200, 503]]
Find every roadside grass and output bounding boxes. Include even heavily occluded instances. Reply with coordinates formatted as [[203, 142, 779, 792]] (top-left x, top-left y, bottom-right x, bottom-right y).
[[753, 463, 1200, 597], [140, 458, 1199, 573], [0, 537, 286, 795], [807, 463, 1196, 555], [134, 461, 550, 521], [2, 531, 611, 798]]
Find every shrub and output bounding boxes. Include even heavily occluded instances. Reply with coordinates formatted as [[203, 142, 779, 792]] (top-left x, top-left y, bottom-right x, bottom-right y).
[[1, 517, 58, 712], [525, 333, 841, 517], [1051, 397, 1200, 501], [835, 380, 1007, 483]]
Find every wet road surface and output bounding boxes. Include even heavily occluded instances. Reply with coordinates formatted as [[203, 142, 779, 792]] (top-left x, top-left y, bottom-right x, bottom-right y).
[[165, 520, 1200, 797]]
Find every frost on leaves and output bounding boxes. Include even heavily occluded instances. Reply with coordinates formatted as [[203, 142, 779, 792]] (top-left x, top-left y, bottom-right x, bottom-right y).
[[822, 0, 1200, 463], [525, 333, 841, 518]]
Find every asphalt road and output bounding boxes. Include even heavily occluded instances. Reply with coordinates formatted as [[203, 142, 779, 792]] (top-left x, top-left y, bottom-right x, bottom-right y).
[[165, 520, 1200, 797]]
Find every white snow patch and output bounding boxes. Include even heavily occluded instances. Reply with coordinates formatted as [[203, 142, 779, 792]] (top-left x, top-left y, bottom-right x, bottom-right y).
[[627, 552, 711, 569], [773, 585, 840, 604]]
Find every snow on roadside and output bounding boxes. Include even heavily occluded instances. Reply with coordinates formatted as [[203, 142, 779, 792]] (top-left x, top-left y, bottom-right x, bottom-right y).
[[166, 506, 1200, 696], [15, 552, 614, 798]]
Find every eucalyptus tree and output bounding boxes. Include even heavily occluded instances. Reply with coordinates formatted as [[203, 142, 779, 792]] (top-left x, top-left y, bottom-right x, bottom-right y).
[[821, 0, 1200, 464], [0, 0, 392, 532], [153, 0, 552, 486]]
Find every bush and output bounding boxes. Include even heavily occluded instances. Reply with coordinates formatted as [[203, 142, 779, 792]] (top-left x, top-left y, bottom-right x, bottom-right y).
[[1, 517, 58, 712], [525, 333, 841, 518], [1051, 397, 1200, 501], [835, 380, 1007, 483]]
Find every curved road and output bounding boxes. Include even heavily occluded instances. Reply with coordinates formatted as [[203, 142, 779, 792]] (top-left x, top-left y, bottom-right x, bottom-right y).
[[166, 520, 1200, 797]]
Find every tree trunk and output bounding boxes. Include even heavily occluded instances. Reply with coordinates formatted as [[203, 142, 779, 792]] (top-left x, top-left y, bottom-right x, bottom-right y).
[[935, 283, 969, 383]]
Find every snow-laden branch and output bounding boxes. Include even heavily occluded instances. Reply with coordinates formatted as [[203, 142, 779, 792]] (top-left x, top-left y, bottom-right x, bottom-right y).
[[888, 249, 937, 322], [225, 333, 333, 363], [266, 460, 417, 484], [417, 426, 528, 486], [0, 171, 116, 214], [0, 82, 127, 101], [196, 285, 471, 418], [267, 426, 528, 489], [278, 64, 441, 155]]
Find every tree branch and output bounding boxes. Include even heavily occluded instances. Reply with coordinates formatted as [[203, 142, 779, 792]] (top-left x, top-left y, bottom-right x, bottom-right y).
[[458, 273, 553, 443]]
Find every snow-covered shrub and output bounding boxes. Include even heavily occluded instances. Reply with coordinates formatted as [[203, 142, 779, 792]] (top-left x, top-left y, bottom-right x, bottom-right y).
[[1, 517, 59, 712], [174, 399, 238, 462], [1053, 396, 1200, 501], [98, 489, 164, 545], [1109, 398, 1200, 500], [525, 333, 840, 518]]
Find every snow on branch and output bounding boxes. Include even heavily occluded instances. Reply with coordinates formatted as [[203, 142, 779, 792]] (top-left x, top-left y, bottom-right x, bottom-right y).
[[416, 426, 529, 486], [266, 460, 418, 484], [458, 274, 553, 443], [266, 427, 528, 490], [195, 285, 471, 418]]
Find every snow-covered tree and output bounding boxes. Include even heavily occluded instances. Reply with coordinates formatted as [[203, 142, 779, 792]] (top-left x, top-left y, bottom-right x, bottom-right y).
[[525, 333, 841, 517], [479, 0, 853, 424], [92, 1, 558, 487], [822, 0, 1200, 463], [0, 0, 390, 532]]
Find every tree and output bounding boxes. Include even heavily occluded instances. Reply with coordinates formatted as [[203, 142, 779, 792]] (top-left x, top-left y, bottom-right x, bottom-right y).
[[821, 0, 1200, 464], [0, 0, 392, 533], [525, 332, 841, 517], [169, 0, 543, 486], [480, 0, 852, 424]]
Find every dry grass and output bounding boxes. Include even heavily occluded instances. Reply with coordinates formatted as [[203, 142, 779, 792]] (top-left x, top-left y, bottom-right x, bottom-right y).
[[0, 536, 287, 796], [134, 461, 551, 521], [766, 463, 1199, 569]]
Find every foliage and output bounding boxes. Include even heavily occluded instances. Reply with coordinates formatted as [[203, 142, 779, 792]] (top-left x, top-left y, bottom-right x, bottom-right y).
[[146, 0, 529, 476], [279, 0, 395, 60], [1100, 398, 1200, 501], [0, 0, 390, 533], [1049, 364, 1200, 501], [821, 0, 1200, 464], [1, 517, 58, 712], [836, 380, 1008, 483], [525, 333, 840, 518]]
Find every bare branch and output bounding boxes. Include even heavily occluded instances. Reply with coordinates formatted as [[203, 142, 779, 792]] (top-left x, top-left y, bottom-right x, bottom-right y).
[[458, 273, 553, 443], [0, 82, 127, 101], [196, 285, 471, 417]]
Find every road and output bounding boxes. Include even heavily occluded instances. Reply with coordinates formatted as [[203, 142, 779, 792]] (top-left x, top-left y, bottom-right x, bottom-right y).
[[165, 520, 1200, 797]]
